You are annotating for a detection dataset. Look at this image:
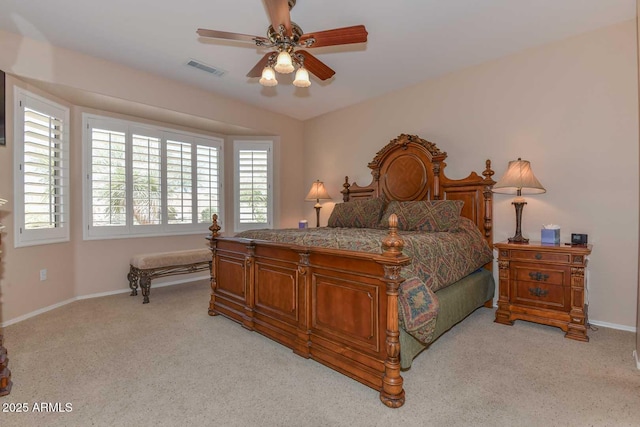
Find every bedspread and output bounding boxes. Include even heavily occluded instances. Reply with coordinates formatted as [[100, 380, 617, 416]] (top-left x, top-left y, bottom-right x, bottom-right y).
[[236, 217, 492, 293]]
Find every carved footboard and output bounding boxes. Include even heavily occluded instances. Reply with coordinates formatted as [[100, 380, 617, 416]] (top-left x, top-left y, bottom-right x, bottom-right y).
[[207, 215, 411, 408]]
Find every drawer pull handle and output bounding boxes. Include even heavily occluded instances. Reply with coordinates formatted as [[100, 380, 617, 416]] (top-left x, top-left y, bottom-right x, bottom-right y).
[[529, 271, 549, 281], [529, 287, 549, 297], [535, 253, 542, 260]]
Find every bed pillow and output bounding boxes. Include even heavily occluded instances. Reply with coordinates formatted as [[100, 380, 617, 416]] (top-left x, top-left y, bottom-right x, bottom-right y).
[[378, 200, 464, 231], [327, 197, 386, 228]]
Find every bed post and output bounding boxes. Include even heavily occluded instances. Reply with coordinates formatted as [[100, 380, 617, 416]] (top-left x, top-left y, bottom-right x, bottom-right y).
[[482, 159, 495, 243], [432, 161, 441, 200], [342, 176, 350, 202], [243, 242, 256, 330], [208, 214, 221, 316], [379, 214, 410, 408], [294, 252, 312, 359]]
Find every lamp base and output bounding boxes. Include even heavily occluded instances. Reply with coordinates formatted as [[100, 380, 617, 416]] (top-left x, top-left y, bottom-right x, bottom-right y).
[[314, 205, 321, 228], [508, 200, 529, 244], [508, 234, 529, 244]]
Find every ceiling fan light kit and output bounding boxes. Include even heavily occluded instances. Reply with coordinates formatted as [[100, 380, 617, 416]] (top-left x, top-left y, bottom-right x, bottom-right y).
[[196, 0, 368, 90]]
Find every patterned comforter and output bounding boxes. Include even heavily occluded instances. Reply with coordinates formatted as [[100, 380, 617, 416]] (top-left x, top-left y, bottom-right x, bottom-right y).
[[235, 217, 492, 344]]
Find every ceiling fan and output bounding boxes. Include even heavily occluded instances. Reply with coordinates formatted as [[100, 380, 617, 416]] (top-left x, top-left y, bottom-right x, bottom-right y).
[[196, 0, 368, 88]]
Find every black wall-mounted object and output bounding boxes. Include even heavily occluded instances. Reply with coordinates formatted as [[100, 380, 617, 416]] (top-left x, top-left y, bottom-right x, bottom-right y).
[[0, 69, 5, 146], [571, 233, 588, 245]]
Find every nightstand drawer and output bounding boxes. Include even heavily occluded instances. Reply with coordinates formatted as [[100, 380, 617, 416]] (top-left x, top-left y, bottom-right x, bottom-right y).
[[512, 265, 568, 286], [509, 250, 570, 264], [512, 281, 569, 311]]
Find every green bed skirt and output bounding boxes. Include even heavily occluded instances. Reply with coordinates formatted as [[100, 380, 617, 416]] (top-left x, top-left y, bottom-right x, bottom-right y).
[[399, 268, 495, 370]]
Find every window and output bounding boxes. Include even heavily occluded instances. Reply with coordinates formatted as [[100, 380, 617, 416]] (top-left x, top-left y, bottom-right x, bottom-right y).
[[234, 140, 273, 232], [14, 88, 70, 247], [83, 114, 223, 239]]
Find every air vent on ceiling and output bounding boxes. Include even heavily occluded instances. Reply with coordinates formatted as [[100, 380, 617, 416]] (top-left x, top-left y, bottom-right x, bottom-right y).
[[186, 59, 226, 77]]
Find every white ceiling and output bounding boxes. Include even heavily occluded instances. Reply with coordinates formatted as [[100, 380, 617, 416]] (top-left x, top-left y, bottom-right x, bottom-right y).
[[0, 0, 635, 121]]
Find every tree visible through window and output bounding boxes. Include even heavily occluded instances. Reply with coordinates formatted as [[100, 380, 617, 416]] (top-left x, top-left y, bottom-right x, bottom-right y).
[[132, 134, 163, 225], [90, 128, 127, 227]]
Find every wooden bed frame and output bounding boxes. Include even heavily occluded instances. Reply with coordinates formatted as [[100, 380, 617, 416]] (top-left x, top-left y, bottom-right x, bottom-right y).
[[207, 134, 495, 408]]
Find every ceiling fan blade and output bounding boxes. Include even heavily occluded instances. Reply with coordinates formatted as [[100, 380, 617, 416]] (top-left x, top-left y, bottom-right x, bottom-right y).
[[264, 0, 292, 36], [300, 25, 368, 48], [197, 28, 268, 44], [246, 53, 275, 78], [296, 50, 335, 81]]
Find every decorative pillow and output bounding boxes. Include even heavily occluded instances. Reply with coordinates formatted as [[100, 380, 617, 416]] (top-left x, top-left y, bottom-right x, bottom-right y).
[[378, 200, 464, 231], [327, 197, 386, 228]]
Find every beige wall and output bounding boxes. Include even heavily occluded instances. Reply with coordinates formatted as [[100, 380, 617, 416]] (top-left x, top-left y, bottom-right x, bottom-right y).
[[0, 30, 305, 322], [636, 0, 640, 363], [304, 20, 639, 329]]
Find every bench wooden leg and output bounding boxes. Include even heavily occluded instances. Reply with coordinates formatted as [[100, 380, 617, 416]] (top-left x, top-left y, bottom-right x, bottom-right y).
[[140, 274, 152, 304], [128, 266, 139, 296]]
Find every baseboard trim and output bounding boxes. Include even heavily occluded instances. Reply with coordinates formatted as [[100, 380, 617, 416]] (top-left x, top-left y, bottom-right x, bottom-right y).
[[2, 297, 78, 328], [1, 275, 209, 327], [589, 319, 637, 333], [489, 301, 637, 333]]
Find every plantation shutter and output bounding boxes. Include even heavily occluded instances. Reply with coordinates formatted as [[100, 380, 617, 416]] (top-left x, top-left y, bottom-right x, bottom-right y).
[[234, 139, 273, 232], [132, 134, 162, 225], [166, 140, 193, 224], [238, 149, 269, 224], [15, 89, 70, 247], [196, 145, 220, 224], [90, 128, 127, 227], [83, 113, 225, 239], [22, 107, 66, 230]]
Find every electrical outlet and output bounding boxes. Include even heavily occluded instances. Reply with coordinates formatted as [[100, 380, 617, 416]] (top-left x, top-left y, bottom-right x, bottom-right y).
[[40, 269, 47, 281]]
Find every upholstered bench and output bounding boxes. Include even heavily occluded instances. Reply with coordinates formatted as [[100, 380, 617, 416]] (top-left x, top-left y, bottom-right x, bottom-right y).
[[128, 248, 211, 304]]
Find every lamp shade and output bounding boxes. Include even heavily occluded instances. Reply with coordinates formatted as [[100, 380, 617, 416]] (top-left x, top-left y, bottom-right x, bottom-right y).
[[493, 158, 545, 195], [293, 67, 311, 88], [305, 180, 331, 201], [259, 66, 278, 87], [274, 51, 295, 74]]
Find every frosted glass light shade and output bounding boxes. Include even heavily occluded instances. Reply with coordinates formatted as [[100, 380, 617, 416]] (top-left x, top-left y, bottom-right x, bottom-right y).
[[293, 67, 311, 88], [259, 66, 278, 87], [274, 51, 294, 74]]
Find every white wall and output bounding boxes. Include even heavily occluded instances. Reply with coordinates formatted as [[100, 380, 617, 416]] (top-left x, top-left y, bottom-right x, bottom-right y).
[[303, 20, 639, 329]]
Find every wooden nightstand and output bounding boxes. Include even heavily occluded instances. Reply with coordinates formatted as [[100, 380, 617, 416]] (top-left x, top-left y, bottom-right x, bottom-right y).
[[494, 241, 593, 342]]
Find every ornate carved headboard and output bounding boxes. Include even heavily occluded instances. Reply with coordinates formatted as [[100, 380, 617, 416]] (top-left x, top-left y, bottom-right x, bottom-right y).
[[341, 134, 496, 251]]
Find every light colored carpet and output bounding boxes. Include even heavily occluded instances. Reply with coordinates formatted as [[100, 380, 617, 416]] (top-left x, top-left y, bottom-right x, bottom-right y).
[[1, 280, 639, 427]]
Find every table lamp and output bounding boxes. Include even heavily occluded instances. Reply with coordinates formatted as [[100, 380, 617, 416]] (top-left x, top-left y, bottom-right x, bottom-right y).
[[305, 180, 331, 227], [493, 158, 545, 244]]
